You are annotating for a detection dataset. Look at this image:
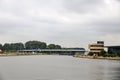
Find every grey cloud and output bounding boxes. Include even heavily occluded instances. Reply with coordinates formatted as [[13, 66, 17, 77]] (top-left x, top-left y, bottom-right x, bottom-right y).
[[117, 0, 120, 2], [63, 0, 105, 14], [88, 18, 120, 35], [0, 0, 64, 25], [0, 0, 120, 48]]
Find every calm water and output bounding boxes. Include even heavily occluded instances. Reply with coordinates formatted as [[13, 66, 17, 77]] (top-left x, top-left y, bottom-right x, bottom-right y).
[[0, 55, 120, 80]]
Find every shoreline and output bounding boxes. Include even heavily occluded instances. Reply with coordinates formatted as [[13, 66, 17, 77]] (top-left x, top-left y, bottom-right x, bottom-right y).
[[73, 55, 120, 60], [0, 53, 67, 57], [1, 53, 120, 60]]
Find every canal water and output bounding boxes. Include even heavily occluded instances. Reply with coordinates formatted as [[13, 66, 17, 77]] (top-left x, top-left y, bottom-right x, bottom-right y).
[[0, 55, 120, 80]]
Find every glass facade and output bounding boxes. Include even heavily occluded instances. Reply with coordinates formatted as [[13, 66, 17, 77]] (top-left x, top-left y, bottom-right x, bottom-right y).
[[108, 46, 120, 56]]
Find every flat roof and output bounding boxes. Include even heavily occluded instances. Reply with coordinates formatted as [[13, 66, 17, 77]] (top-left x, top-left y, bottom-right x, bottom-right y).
[[105, 46, 120, 48]]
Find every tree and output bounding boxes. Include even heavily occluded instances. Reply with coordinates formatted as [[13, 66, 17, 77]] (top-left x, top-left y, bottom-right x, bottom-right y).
[[0, 43, 2, 50], [48, 44, 56, 49], [47, 44, 61, 49], [55, 45, 61, 49], [99, 50, 107, 56], [40, 42, 47, 49], [10, 43, 24, 50], [17, 43, 24, 50], [2, 43, 24, 51], [25, 41, 47, 49], [3, 43, 11, 51]]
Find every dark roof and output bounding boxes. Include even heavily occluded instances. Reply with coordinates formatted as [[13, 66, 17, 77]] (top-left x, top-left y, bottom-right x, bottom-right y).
[[105, 46, 120, 48]]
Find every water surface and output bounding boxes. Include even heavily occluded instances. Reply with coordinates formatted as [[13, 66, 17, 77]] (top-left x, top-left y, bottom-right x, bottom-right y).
[[0, 55, 120, 80]]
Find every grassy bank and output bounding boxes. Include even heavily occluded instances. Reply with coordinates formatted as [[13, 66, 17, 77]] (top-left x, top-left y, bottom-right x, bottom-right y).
[[0, 52, 63, 57], [0, 52, 44, 56]]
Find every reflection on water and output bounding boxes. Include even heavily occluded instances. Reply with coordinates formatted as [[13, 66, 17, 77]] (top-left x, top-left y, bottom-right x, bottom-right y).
[[0, 55, 120, 80], [88, 60, 120, 80], [108, 67, 120, 80], [89, 64, 105, 80]]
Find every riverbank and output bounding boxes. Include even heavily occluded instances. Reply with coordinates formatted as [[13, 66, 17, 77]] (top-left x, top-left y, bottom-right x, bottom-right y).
[[1, 53, 120, 60], [74, 55, 120, 60], [0, 52, 43, 57], [0, 52, 62, 57]]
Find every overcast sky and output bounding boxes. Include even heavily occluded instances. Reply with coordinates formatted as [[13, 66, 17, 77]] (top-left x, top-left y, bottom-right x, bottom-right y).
[[0, 0, 120, 49]]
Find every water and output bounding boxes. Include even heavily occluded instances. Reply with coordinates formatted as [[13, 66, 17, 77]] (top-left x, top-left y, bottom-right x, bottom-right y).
[[0, 55, 120, 80]]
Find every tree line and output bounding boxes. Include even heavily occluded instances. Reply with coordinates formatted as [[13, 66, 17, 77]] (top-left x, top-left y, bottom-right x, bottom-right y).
[[0, 40, 61, 51]]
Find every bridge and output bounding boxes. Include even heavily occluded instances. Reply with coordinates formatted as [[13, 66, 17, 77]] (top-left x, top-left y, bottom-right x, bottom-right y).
[[18, 48, 85, 55]]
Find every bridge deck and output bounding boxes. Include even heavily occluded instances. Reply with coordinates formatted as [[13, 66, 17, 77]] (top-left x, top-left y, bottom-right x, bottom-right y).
[[18, 49, 85, 54]]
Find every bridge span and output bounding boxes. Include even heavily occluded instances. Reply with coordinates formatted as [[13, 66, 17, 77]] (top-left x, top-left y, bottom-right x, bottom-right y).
[[18, 48, 85, 55]]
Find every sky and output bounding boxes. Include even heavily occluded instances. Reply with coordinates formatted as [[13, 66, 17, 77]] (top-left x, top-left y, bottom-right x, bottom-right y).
[[0, 0, 120, 49]]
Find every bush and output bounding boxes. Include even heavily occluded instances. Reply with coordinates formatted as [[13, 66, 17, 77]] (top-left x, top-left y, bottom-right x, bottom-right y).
[[88, 52, 94, 56], [99, 50, 107, 56], [103, 54, 108, 57], [104, 54, 117, 57]]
